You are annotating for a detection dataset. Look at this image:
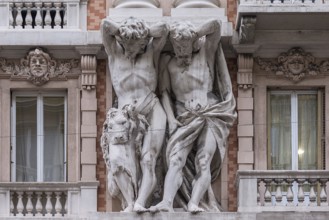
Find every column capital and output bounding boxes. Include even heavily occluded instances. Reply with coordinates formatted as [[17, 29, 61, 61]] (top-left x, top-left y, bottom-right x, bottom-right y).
[[81, 55, 97, 90], [238, 53, 253, 90]]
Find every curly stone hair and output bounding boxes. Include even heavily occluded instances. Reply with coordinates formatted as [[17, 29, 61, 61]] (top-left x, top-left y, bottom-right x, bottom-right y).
[[119, 17, 150, 41], [169, 21, 197, 41]]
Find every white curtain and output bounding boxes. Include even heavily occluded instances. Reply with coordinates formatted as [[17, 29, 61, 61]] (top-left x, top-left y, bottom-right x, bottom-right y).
[[16, 97, 38, 182], [269, 94, 292, 170], [43, 97, 65, 182], [298, 94, 317, 170]]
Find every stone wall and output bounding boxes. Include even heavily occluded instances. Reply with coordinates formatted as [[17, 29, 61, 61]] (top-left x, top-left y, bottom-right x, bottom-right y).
[[96, 60, 107, 211], [227, 59, 238, 211], [88, 0, 106, 30]]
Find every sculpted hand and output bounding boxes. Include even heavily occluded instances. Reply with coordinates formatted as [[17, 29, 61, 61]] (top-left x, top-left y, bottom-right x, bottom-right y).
[[168, 118, 182, 135]]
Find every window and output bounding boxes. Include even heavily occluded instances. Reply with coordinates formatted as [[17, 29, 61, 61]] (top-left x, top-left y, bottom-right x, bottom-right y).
[[268, 90, 324, 170], [11, 91, 67, 182]]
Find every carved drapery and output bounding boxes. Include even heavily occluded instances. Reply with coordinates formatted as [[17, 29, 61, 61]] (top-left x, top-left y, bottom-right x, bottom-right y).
[[81, 55, 97, 90], [256, 47, 329, 82], [238, 54, 253, 89], [0, 48, 78, 86]]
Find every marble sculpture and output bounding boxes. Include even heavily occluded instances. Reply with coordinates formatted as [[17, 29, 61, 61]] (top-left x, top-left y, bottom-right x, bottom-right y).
[[101, 17, 236, 213]]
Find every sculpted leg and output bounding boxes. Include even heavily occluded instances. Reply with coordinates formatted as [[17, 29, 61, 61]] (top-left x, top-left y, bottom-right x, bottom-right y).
[[188, 128, 217, 213], [134, 102, 166, 212], [114, 172, 135, 212], [149, 145, 192, 213]]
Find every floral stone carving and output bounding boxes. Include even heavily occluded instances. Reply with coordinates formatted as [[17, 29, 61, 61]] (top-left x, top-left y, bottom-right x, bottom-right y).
[[0, 48, 78, 86], [256, 47, 329, 82]]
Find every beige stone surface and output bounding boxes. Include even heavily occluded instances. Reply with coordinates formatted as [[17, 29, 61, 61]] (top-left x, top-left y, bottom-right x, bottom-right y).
[[238, 137, 253, 152], [238, 151, 254, 164], [237, 97, 253, 110], [238, 125, 253, 137], [238, 110, 253, 125]]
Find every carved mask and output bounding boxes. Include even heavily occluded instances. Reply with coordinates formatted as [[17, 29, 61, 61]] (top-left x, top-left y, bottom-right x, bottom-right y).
[[287, 55, 305, 75], [29, 54, 48, 77]]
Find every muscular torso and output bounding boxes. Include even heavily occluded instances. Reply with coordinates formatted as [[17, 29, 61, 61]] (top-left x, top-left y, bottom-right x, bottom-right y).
[[168, 45, 218, 111], [108, 41, 157, 108]]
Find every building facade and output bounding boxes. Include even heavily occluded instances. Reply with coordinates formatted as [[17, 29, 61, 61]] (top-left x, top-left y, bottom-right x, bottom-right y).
[[0, 0, 328, 219]]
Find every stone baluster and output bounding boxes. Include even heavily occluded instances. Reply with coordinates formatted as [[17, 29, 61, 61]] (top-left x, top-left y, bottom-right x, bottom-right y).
[[274, 179, 283, 206], [15, 3, 23, 29], [34, 3, 43, 29], [257, 179, 261, 206], [25, 3, 33, 29], [54, 192, 62, 216], [263, 179, 273, 206], [10, 192, 14, 216], [44, 3, 52, 29], [25, 192, 34, 216], [35, 192, 43, 216], [308, 179, 317, 206], [9, 3, 14, 29], [16, 191, 24, 216], [286, 179, 294, 206], [319, 178, 328, 206], [54, 3, 62, 29], [62, 4, 67, 28], [297, 179, 306, 206], [64, 192, 68, 215], [45, 192, 53, 217]]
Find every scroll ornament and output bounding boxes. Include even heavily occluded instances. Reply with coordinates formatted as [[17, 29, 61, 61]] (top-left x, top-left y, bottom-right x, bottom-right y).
[[256, 47, 329, 82], [0, 48, 78, 86]]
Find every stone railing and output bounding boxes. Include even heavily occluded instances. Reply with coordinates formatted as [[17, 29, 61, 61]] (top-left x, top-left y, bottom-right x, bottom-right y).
[[239, 0, 326, 4], [0, 182, 97, 217], [237, 170, 329, 212], [0, 0, 83, 29]]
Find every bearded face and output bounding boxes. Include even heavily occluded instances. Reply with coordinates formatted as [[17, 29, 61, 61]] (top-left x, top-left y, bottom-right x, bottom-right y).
[[172, 39, 193, 67], [116, 36, 148, 60], [30, 55, 48, 77]]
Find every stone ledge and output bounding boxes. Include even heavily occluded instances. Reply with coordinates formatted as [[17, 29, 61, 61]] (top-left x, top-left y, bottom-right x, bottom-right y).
[[1, 212, 329, 220]]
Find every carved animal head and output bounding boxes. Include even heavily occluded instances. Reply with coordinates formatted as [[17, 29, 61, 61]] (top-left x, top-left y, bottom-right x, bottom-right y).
[[117, 17, 150, 59], [103, 108, 132, 145]]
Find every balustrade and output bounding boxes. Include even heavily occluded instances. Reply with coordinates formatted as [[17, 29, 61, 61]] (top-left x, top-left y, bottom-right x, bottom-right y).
[[237, 170, 329, 212], [0, 182, 96, 217], [9, 2, 66, 29], [11, 190, 67, 217]]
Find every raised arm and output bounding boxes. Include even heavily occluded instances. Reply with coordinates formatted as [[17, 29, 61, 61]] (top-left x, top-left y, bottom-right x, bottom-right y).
[[195, 19, 221, 54], [149, 21, 169, 53], [101, 19, 120, 55]]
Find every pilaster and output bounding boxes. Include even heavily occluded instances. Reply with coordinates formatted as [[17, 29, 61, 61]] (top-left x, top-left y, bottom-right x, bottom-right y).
[[80, 54, 98, 181], [237, 54, 254, 171]]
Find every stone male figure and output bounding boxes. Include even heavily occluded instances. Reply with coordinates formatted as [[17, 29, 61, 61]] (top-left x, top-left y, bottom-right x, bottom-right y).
[[150, 20, 236, 213], [101, 17, 168, 212]]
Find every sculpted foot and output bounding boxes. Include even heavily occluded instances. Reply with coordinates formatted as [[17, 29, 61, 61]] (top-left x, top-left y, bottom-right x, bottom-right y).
[[149, 201, 174, 213], [187, 203, 204, 214], [133, 203, 148, 213], [122, 204, 134, 212]]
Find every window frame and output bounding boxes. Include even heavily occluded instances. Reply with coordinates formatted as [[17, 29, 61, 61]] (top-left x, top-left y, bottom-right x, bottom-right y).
[[267, 89, 323, 171], [11, 91, 67, 182]]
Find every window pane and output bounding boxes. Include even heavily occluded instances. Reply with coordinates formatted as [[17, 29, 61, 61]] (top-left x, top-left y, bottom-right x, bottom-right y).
[[298, 94, 317, 170], [269, 94, 292, 170], [16, 97, 37, 182], [43, 97, 65, 181]]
